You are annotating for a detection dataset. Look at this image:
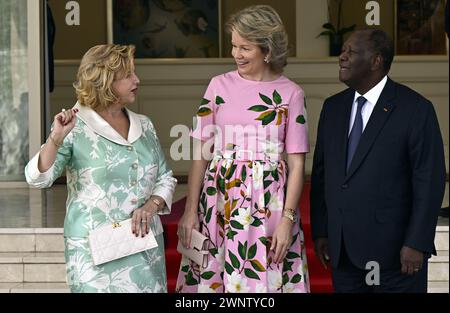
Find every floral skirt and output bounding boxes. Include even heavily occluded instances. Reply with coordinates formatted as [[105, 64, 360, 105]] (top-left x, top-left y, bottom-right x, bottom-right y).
[[176, 156, 309, 293], [65, 233, 167, 293]]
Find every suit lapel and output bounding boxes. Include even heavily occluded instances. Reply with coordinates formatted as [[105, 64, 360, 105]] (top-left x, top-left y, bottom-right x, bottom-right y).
[[344, 78, 397, 182]]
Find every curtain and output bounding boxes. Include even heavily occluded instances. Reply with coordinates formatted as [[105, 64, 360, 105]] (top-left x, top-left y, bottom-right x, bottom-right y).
[[0, 0, 29, 180]]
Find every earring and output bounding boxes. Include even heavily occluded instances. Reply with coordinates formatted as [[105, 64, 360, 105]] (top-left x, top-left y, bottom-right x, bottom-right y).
[[264, 55, 270, 63]]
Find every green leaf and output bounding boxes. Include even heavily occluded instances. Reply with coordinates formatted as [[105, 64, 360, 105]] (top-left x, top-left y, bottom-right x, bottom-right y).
[[259, 93, 273, 105], [248, 105, 269, 112], [238, 241, 247, 260], [291, 274, 302, 284], [217, 177, 225, 194], [261, 111, 277, 126], [230, 220, 244, 230], [272, 169, 279, 181], [244, 268, 260, 280], [250, 259, 266, 272], [225, 262, 234, 275], [258, 236, 268, 246], [251, 218, 263, 227], [322, 23, 336, 32], [283, 260, 294, 272], [186, 271, 198, 285], [338, 24, 356, 36], [206, 187, 217, 196], [226, 164, 237, 180], [181, 265, 189, 272], [205, 206, 213, 223], [264, 191, 271, 206], [248, 243, 257, 259], [216, 96, 225, 105], [282, 273, 289, 285], [207, 175, 214, 181], [197, 107, 212, 117], [226, 229, 238, 240], [273, 90, 282, 105], [286, 251, 301, 259], [220, 165, 227, 176], [209, 247, 218, 257], [201, 98, 210, 105], [263, 180, 273, 189], [229, 251, 241, 269], [296, 115, 306, 124], [201, 271, 215, 280], [241, 166, 247, 182], [316, 30, 334, 38], [263, 171, 271, 180]]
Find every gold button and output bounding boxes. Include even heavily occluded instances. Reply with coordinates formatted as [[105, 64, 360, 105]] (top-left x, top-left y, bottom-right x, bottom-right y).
[[132, 163, 138, 169], [127, 146, 133, 151], [130, 180, 137, 186], [131, 199, 137, 205]]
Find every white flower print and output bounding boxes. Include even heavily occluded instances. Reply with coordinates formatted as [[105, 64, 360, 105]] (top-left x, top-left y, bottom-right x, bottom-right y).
[[268, 192, 283, 212], [268, 270, 282, 291], [252, 162, 264, 190], [198, 283, 215, 293], [225, 272, 250, 293], [283, 282, 295, 293], [255, 283, 267, 293], [235, 207, 254, 231]]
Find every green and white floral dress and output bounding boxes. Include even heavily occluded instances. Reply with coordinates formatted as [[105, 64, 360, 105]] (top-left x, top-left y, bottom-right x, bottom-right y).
[[25, 102, 177, 293]]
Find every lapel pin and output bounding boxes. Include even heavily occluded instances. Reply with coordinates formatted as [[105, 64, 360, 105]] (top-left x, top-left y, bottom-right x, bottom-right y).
[[383, 107, 389, 112]]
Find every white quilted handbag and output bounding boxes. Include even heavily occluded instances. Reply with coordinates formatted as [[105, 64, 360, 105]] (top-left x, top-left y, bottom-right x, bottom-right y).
[[88, 218, 158, 266]]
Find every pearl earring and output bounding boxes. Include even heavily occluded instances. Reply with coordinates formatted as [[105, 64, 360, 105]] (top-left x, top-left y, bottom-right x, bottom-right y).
[[264, 56, 270, 63]]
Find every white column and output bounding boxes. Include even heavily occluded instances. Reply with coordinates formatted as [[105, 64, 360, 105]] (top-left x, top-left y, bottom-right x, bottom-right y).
[[296, 0, 329, 58]]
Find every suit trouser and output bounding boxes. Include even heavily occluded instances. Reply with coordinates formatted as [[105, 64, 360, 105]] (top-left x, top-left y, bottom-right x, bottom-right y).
[[332, 239, 428, 293]]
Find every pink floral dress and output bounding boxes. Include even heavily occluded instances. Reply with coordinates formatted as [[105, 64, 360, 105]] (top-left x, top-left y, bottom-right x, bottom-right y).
[[176, 70, 310, 293]]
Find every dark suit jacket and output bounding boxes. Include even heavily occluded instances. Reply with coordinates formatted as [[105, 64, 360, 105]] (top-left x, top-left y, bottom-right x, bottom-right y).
[[310, 77, 446, 270]]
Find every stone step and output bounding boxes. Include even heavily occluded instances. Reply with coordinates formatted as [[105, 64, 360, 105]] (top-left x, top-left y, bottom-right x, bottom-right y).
[[1, 226, 448, 253], [0, 228, 64, 253], [427, 281, 449, 293], [428, 253, 449, 282], [0, 282, 69, 293], [0, 252, 66, 283], [435, 226, 449, 252]]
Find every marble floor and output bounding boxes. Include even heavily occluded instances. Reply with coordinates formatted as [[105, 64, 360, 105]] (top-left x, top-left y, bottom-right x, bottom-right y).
[[0, 184, 188, 228], [0, 183, 448, 228]]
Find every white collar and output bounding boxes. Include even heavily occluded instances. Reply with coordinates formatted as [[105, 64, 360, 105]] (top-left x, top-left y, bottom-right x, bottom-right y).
[[354, 75, 388, 105], [73, 102, 142, 145]]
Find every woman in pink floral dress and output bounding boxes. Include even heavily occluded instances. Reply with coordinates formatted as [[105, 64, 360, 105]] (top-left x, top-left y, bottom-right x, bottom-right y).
[[176, 5, 310, 293]]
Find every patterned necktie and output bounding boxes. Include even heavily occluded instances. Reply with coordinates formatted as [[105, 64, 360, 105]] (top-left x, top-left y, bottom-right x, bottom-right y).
[[347, 96, 367, 171]]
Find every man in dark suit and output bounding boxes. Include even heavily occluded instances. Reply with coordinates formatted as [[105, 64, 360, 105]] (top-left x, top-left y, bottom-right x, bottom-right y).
[[310, 29, 446, 292]]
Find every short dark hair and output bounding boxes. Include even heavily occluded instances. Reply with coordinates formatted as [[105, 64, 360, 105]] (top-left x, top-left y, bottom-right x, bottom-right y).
[[365, 29, 394, 72]]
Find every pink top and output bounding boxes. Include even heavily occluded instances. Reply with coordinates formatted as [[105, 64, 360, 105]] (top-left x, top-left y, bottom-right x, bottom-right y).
[[192, 70, 309, 155]]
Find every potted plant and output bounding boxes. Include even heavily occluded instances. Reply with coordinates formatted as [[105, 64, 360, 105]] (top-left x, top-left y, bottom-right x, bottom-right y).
[[317, 0, 356, 56]]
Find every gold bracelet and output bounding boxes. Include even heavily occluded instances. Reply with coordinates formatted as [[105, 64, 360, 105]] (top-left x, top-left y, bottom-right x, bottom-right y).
[[48, 134, 62, 148], [151, 198, 163, 210], [282, 208, 296, 223]]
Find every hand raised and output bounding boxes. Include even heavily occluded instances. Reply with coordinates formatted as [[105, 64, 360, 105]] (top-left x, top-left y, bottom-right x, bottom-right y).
[[52, 108, 78, 140]]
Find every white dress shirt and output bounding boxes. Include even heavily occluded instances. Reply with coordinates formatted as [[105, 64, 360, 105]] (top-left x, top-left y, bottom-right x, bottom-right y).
[[348, 76, 388, 135]]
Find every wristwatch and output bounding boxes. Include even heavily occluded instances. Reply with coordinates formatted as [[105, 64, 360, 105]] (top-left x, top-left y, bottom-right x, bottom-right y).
[[283, 208, 296, 223]]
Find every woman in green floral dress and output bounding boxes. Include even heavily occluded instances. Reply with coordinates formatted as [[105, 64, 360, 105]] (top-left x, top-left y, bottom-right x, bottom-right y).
[[25, 44, 176, 293]]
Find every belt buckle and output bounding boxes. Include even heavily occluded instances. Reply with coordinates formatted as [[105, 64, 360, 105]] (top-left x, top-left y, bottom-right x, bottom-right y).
[[236, 150, 253, 161]]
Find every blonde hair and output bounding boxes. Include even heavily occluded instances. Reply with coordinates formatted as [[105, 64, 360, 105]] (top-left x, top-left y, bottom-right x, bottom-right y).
[[226, 5, 288, 73], [73, 44, 135, 111]]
